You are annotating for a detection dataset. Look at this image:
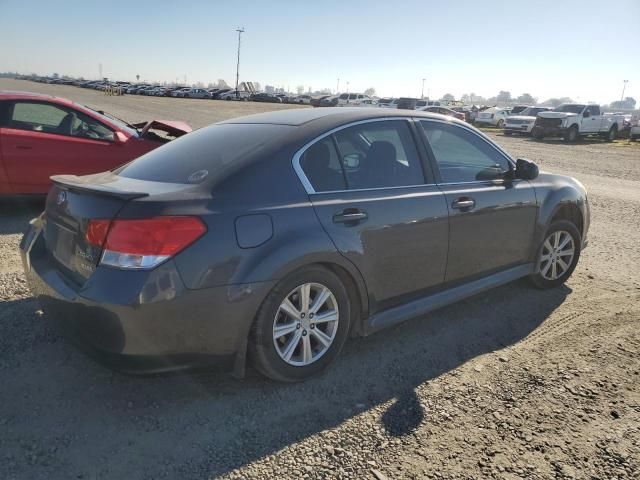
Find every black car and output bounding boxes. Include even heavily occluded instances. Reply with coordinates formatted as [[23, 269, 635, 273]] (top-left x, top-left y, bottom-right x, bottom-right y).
[[250, 92, 282, 103], [21, 108, 590, 382]]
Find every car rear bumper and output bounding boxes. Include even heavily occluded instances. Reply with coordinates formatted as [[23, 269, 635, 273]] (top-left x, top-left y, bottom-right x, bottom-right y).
[[20, 220, 274, 375]]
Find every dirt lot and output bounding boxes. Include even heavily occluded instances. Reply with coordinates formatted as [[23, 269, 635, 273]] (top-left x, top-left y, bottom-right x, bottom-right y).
[[0, 79, 639, 480]]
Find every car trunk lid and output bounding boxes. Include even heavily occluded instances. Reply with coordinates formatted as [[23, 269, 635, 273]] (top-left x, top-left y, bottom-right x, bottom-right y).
[[44, 172, 194, 285]]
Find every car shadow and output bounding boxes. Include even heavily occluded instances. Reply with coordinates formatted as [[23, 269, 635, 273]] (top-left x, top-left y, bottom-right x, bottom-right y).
[[0, 279, 571, 478], [0, 198, 44, 235]]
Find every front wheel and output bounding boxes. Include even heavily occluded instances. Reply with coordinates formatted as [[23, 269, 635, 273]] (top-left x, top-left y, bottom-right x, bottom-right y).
[[249, 266, 351, 382], [564, 125, 579, 142], [531, 127, 544, 140], [496, 119, 504, 128], [530, 220, 581, 289]]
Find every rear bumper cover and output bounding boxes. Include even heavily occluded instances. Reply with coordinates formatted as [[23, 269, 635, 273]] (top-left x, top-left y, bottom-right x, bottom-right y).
[[20, 221, 274, 374]]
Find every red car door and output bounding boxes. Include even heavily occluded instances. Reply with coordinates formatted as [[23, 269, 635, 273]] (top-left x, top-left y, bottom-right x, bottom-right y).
[[0, 101, 128, 194]]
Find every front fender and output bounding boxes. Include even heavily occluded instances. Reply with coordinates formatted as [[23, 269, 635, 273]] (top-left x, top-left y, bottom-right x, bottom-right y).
[[532, 173, 589, 255]]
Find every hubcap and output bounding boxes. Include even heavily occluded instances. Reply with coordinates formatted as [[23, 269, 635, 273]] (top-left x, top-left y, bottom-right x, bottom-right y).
[[273, 283, 339, 366], [538, 230, 575, 281]]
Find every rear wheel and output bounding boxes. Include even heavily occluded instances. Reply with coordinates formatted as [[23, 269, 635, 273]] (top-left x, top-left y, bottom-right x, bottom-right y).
[[606, 125, 618, 142], [531, 127, 544, 140], [564, 125, 579, 143], [530, 220, 581, 289], [249, 266, 351, 382], [496, 119, 504, 128]]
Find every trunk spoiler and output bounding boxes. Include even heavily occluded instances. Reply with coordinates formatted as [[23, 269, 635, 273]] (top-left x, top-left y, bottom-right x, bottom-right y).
[[51, 173, 149, 199]]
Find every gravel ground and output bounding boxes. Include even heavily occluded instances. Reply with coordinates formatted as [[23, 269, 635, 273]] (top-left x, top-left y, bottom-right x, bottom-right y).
[[0, 79, 639, 480]]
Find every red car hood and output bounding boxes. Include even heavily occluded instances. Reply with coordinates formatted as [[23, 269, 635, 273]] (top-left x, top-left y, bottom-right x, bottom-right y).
[[132, 120, 192, 138]]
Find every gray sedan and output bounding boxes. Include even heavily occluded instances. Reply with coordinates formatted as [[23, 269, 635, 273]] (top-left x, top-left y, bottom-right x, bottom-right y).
[[21, 108, 589, 382]]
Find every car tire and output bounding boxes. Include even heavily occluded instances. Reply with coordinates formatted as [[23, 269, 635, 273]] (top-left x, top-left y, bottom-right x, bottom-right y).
[[249, 266, 351, 382], [564, 125, 579, 143], [531, 127, 544, 140], [530, 220, 582, 289], [606, 125, 618, 142], [496, 119, 504, 128]]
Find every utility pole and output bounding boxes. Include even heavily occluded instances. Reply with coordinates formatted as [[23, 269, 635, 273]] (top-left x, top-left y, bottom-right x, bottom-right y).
[[421, 78, 426, 99], [621, 80, 628, 102], [235, 27, 245, 99], [98, 63, 102, 80], [336, 78, 340, 93]]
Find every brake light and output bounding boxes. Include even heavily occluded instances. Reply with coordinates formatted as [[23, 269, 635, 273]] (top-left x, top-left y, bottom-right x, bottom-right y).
[[86, 217, 206, 269]]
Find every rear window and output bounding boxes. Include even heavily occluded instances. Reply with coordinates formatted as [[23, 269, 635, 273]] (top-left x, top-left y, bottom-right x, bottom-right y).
[[116, 123, 293, 184]]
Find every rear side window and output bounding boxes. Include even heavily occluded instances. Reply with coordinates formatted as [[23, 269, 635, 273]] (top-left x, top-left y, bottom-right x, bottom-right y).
[[299, 137, 346, 192], [335, 120, 424, 190], [117, 123, 294, 184]]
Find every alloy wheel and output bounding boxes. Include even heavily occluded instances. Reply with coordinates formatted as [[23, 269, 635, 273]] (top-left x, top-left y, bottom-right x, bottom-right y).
[[539, 230, 575, 281], [273, 283, 339, 366]]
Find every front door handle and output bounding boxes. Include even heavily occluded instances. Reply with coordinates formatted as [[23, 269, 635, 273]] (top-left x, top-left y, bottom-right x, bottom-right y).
[[451, 197, 475, 210], [333, 208, 368, 224]]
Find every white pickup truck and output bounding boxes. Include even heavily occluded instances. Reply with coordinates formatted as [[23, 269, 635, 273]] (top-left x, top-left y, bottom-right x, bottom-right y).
[[531, 104, 623, 142]]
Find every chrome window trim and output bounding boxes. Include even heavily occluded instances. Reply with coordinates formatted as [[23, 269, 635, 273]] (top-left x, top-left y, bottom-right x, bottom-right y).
[[291, 116, 516, 195], [292, 117, 418, 194]]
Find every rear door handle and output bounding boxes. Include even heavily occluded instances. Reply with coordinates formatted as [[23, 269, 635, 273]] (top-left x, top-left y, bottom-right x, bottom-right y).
[[15, 145, 32, 150], [333, 209, 368, 224], [451, 198, 475, 210]]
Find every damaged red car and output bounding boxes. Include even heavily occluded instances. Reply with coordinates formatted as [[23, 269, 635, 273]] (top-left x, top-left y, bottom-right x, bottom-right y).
[[0, 91, 191, 194]]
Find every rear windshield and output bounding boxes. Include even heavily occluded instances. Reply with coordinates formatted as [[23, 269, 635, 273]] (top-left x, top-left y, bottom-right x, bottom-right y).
[[116, 123, 294, 184]]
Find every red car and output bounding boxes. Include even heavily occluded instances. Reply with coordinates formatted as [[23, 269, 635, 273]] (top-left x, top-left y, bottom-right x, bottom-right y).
[[0, 91, 191, 194]]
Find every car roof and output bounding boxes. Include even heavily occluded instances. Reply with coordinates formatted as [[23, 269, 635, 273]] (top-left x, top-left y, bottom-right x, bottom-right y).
[[220, 107, 462, 127], [0, 90, 76, 107]]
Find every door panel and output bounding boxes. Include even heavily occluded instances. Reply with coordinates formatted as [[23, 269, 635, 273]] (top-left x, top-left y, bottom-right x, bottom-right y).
[[419, 119, 538, 283], [311, 187, 449, 312], [0, 128, 120, 194], [439, 180, 537, 283]]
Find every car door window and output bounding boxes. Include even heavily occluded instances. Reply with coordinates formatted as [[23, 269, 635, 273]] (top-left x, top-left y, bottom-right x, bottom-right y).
[[334, 120, 424, 189], [69, 111, 115, 141], [421, 121, 510, 183], [9, 102, 69, 134], [299, 137, 347, 192]]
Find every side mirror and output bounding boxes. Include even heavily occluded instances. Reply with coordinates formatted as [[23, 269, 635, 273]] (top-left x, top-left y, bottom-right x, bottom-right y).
[[114, 131, 127, 144], [515, 158, 539, 180]]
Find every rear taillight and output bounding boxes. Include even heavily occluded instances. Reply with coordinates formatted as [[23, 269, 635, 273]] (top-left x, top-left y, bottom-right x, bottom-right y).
[[86, 217, 206, 269]]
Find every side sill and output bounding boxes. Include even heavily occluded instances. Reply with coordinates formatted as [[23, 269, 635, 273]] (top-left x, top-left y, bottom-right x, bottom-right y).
[[365, 263, 534, 335]]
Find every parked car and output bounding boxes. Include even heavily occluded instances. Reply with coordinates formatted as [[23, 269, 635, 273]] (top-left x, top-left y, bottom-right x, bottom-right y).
[[170, 87, 191, 98], [629, 116, 640, 141], [310, 95, 332, 107], [503, 107, 552, 135], [250, 93, 282, 103], [20, 107, 589, 382], [319, 95, 339, 107], [0, 91, 191, 194], [219, 90, 250, 101], [336, 93, 373, 106], [182, 88, 211, 99], [421, 106, 465, 121], [532, 104, 622, 142], [211, 88, 234, 99], [474, 107, 512, 127], [510, 105, 530, 115], [294, 95, 313, 105]]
